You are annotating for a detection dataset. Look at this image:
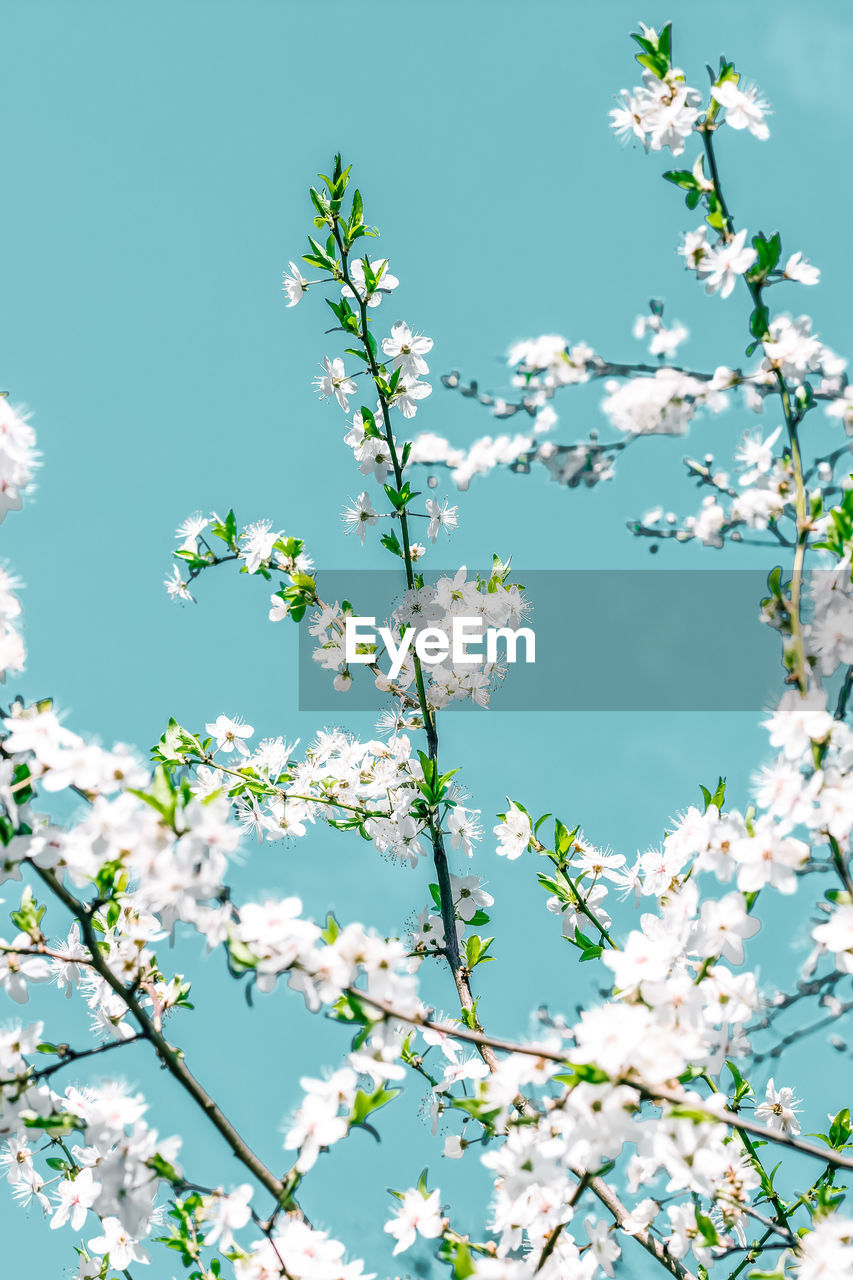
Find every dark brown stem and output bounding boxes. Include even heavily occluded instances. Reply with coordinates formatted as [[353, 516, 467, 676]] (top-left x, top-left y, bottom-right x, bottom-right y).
[[33, 867, 289, 1206], [329, 195, 695, 1280]]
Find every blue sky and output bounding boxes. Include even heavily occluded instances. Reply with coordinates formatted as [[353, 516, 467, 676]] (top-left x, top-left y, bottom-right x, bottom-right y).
[[2, 2, 852, 1275]]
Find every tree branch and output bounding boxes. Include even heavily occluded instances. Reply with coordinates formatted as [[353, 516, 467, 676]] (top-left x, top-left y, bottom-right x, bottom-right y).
[[32, 866, 290, 1207]]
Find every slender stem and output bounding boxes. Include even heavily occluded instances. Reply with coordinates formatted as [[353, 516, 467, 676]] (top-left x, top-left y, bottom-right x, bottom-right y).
[[700, 1070, 792, 1234], [829, 833, 853, 897], [565, 873, 620, 949], [774, 371, 810, 693], [330, 227, 692, 1279], [0, 943, 99, 966], [584, 1175, 697, 1280], [726, 1227, 774, 1280], [197, 756, 388, 820], [750, 999, 853, 1066], [747, 970, 843, 1034], [738, 1126, 792, 1233], [32, 866, 289, 1207], [739, 1204, 794, 1244], [330, 223, 463, 983], [703, 119, 853, 896], [533, 844, 620, 949], [350, 988, 853, 1173], [700, 123, 810, 693], [536, 1174, 592, 1272], [33, 1033, 145, 1082]]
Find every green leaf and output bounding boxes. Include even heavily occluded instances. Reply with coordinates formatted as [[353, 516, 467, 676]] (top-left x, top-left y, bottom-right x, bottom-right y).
[[148, 1152, 182, 1183], [635, 50, 669, 78], [829, 1107, 851, 1149], [359, 406, 380, 435], [321, 912, 341, 945], [450, 1241, 475, 1280], [666, 1105, 716, 1123], [579, 945, 603, 962], [563, 1062, 609, 1085], [380, 530, 403, 559], [211, 508, 238, 549], [10, 885, 46, 937], [747, 231, 782, 284], [725, 1058, 754, 1107], [700, 777, 726, 813], [464, 935, 494, 969], [304, 236, 336, 272], [309, 186, 331, 221], [128, 764, 178, 824], [663, 169, 699, 191], [554, 819, 579, 858], [350, 1087, 401, 1127], [749, 302, 770, 341], [21, 1110, 79, 1136]]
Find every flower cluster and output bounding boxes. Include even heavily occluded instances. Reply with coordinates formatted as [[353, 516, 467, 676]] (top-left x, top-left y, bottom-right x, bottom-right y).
[[0, 568, 25, 683], [4, 28, 853, 1280], [0, 397, 38, 523], [308, 561, 530, 708], [610, 25, 702, 156], [0, 1023, 182, 1269]]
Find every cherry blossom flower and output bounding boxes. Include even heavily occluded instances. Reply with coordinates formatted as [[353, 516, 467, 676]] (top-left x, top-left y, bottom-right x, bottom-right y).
[[699, 229, 757, 299], [205, 714, 255, 757], [314, 356, 357, 411], [240, 519, 282, 574], [794, 1212, 853, 1279], [425, 498, 458, 541], [341, 492, 378, 543], [50, 1168, 101, 1232], [754, 1078, 801, 1136], [202, 1184, 254, 1249], [395, 378, 432, 419], [342, 258, 399, 307], [784, 252, 820, 285], [164, 565, 194, 602], [381, 322, 433, 377], [611, 69, 701, 156], [88, 1217, 150, 1269], [0, 398, 38, 523], [493, 802, 532, 859], [449, 873, 494, 921], [711, 79, 771, 139], [384, 1188, 446, 1255], [735, 425, 782, 484], [282, 261, 309, 306]]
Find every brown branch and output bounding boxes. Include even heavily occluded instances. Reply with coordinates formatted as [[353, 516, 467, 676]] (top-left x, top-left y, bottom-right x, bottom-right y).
[[353, 990, 702, 1276], [351, 989, 853, 1175], [33, 866, 289, 1207], [34, 1033, 146, 1081]]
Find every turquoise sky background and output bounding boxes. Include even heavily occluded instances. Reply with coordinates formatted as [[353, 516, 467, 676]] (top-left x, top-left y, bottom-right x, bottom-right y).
[[3, 2, 853, 1276]]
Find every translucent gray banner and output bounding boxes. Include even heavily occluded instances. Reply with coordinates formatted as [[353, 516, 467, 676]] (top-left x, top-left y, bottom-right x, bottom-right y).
[[297, 569, 804, 711]]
